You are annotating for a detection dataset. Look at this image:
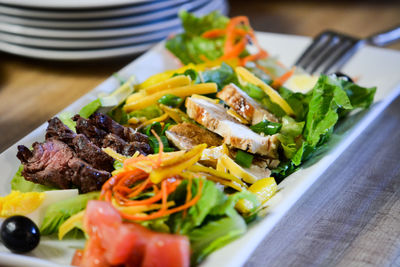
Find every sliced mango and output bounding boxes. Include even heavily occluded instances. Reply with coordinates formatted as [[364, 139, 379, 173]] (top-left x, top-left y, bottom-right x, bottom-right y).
[[236, 66, 295, 116], [143, 75, 191, 94], [235, 177, 277, 214], [124, 83, 217, 112], [219, 154, 258, 184], [149, 144, 206, 183]]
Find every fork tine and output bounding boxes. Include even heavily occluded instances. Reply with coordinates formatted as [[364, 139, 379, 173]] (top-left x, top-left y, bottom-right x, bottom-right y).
[[321, 39, 364, 74], [309, 37, 355, 74], [295, 31, 332, 67], [304, 35, 342, 74]]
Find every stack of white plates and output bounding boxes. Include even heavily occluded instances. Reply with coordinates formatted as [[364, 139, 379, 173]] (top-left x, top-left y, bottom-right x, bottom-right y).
[[0, 0, 228, 60]]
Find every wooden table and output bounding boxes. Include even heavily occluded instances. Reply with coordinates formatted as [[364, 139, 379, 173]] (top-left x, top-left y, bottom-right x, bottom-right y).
[[1, 1, 399, 266]]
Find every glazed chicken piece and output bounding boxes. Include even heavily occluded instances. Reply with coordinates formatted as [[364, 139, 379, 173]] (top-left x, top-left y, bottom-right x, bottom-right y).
[[185, 97, 279, 158], [165, 122, 223, 150], [217, 83, 278, 124]]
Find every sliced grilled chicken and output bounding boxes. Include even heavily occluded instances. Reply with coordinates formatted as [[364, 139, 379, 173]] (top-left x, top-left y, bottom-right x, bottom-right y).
[[185, 97, 279, 158], [165, 122, 223, 150], [217, 83, 278, 124]]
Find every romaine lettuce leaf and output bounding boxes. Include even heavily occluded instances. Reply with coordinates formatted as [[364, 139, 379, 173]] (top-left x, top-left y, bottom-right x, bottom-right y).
[[304, 75, 353, 147], [189, 212, 247, 265], [58, 111, 76, 133], [11, 165, 56, 192], [40, 191, 99, 235], [202, 63, 239, 90], [165, 11, 228, 64]]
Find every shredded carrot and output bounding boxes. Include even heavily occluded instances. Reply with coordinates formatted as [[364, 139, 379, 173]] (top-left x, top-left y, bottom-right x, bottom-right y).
[[202, 28, 226, 38], [119, 179, 203, 221], [271, 66, 296, 89]]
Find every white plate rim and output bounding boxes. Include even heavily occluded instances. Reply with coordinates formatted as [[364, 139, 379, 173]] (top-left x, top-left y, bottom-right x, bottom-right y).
[[0, 0, 210, 29], [0, 0, 153, 9], [0, 0, 222, 39], [0, 31, 399, 267], [0, 25, 180, 49], [0, 0, 190, 20]]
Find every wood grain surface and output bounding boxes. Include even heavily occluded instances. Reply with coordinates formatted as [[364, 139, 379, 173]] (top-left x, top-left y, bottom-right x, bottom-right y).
[[0, 1, 399, 266]]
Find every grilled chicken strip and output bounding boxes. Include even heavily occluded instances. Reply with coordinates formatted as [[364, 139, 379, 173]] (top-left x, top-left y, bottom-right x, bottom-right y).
[[165, 122, 223, 150], [217, 83, 278, 124], [185, 97, 279, 158]]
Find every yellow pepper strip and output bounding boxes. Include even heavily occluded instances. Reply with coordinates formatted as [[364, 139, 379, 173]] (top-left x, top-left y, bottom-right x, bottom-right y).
[[205, 174, 244, 192], [116, 201, 175, 214], [102, 147, 130, 163], [136, 113, 169, 128], [143, 75, 191, 94], [191, 94, 220, 104], [235, 66, 295, 116], [124, 83, 218, 112], [126, 90, 147, 105], [159, 104, 190, 123], [58, 210, 85, 240], [149, 144, 207, 183], [227, 108, 250, 124], [138, 64, 198, 89], [188, 164, 248, 189], [235, 177, 277, 214], [219, 154, 258, 184]]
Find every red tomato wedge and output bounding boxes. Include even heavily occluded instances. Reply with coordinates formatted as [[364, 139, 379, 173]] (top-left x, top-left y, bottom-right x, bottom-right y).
[[74, 200, 190, 267]]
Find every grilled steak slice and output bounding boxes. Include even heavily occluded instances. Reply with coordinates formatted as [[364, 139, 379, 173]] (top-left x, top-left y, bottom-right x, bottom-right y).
[[185, 97, 279, 158], [102, 133, 152, 156], [217, 83, 278, 124], [17, 138, 111, 193], [46, 117, 114, 172], [46, 117, 76, 145], [165, 122, 223, 150], [73, 114, 108, 147], [72, 134, 114, 172], [90, 112, 149, 143]]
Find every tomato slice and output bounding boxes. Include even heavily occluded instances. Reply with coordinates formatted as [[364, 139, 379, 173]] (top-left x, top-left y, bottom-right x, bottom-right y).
[[79, 200, 190, 267], [141, 233, 190, 267]]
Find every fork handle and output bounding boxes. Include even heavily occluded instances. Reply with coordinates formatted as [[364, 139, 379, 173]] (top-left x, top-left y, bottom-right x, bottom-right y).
[[366, 24, 400, 47]]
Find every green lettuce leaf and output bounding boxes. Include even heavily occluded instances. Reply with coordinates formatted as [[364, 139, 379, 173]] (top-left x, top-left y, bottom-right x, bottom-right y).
[[79, 99, 102, 119], [58, 111, 76, 133], [304, 75, 353, 147], [11, 165, 56, 192], [189, 212, 247, 265], [165, 11, 228, 64], [40, 191, 99, 235], [128, 104, 163, 120], [202, 63, 239, 90]]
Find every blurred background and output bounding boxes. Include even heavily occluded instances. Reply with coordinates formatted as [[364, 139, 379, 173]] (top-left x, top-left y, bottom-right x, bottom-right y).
[[0, 0, 399, 151]]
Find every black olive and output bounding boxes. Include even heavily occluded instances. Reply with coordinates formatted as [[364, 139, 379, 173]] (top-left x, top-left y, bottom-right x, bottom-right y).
[[0, 215, 40, 253], [331, 72, 354, 83]]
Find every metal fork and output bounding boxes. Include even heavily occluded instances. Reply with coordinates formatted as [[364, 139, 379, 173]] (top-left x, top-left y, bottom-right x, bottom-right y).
[[295, 24, 400, 74]]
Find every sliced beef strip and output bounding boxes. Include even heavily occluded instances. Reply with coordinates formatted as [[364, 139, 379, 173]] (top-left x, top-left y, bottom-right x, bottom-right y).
[[17, 138, 110, 193], [45, 117, 76, 145], [46, 117, 114, 172], [90, 112, 149, 143], [102, 133, 152, 156], [73, 114, 108, 147], [72, 134, 114, 172]]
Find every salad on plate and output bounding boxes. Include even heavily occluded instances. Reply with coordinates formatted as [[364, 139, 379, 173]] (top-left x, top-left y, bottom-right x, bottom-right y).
[[0, 11, 376, 267]]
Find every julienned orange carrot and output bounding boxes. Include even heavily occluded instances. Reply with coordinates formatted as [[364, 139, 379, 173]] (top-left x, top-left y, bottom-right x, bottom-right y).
[[202, 28, 247, 39], [99, 128, 203, 221], [201, 15, 268, 65], [271, 66, 296, 89], [120, 179, 203, 221]]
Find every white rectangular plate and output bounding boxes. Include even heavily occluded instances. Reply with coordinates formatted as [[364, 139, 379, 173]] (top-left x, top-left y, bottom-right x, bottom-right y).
[[1, 32, 400, 267]]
